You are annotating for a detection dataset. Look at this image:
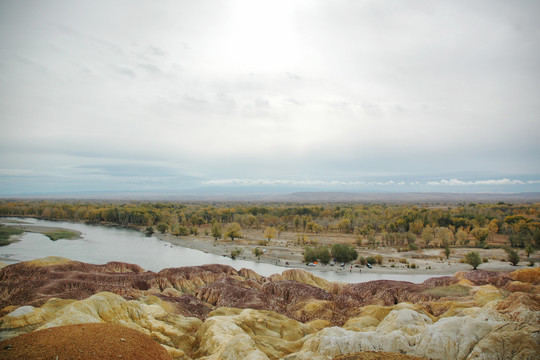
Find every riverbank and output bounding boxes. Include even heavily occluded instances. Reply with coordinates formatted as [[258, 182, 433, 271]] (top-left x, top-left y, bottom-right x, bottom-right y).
[[1, 217, 534, 276], [0, 219, 82, 241], [154, 229, 533, 275]]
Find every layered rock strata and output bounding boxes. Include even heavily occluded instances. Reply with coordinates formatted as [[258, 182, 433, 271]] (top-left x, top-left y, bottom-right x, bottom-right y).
[[0, 257, 538, 359]]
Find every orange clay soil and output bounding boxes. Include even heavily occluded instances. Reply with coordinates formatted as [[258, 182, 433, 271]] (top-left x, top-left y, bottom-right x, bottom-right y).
[[0, 323, 172, 360], [334, 352, 427, 360]]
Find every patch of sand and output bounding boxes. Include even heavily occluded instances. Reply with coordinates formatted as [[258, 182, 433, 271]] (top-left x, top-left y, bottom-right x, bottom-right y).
[[0, 323, 172, 360]]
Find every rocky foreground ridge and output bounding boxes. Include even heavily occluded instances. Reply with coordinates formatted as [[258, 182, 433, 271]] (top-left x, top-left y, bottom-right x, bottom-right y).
[[0, 257, 538, 359]]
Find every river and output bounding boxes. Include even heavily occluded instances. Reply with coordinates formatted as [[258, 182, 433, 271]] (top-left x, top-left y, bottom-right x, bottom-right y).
[[0, 217, 444, 283]]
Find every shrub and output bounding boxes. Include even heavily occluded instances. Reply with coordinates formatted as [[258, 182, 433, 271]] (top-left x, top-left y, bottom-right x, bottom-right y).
[[230, 248, 243, 259], [156, 223, 168, 234], [375, 254, 383, 265], [464, 251, 482, 270], [366, 256, 377, 265], [331, 243, 358, 262], [357, 256, 367, 265], [444, 245, 451, 259], [317, 246, 331, 264], [304, 245, 331, 264], [253, 248, 263, 257], [145, 226, 154, 237], [505, 248, 520, 266], [178, 226, 189, 236]]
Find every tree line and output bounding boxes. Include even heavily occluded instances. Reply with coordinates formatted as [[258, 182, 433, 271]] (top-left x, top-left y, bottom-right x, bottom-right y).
[[1, 200, 539, 249]]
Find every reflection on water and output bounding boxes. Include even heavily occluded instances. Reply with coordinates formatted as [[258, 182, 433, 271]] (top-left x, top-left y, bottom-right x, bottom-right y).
[[0, 218, 442, 283]]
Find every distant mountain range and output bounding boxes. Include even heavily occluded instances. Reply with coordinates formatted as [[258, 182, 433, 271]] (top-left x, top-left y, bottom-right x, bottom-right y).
[[2, 190, 540, 203]]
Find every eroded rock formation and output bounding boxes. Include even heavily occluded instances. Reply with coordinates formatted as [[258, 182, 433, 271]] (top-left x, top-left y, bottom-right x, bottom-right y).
[[1, 257, 539, 359]]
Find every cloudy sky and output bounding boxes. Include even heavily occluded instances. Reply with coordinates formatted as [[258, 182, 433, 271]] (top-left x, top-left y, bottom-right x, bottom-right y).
[[1, 0, 539, 196]]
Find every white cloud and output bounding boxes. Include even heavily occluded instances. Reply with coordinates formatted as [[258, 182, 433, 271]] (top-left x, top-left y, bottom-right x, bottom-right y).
[[427, 178, 528, 186], [202, 179, 369, 186], [204, 178, 540, 189]]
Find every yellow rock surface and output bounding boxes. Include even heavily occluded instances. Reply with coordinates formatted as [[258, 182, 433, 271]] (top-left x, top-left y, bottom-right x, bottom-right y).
[[26, 256, 74, 266], [343, 305, 393, 331], [508, 267, 540, 284], [471, 285, 503, 305], [288, 299, 340, 324], [270, 269, 342, 294], [0, 292, 202, 359], [195, 307, 317, 360], [306, 319, 333, 331]]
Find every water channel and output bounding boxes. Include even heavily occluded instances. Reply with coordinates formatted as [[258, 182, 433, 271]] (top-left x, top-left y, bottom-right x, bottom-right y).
[[1, 217, 444, 283]]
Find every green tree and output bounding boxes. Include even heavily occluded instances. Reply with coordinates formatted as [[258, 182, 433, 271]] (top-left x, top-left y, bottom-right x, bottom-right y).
[[156, 223, 168, 234], [178, 226, 189, 236], [225, 222, 242, 241], [464, 251, 482, 270], [304, 245, 331, 264], [253, 248, 263, 258], [211, 222, 222, 240], [534, 230, 540, 248], [145, 226, 154, 237], [331, 243, 358, 262], [525, 243, 535, 258], [506, 248, 520, 266], [316, 246, 331, 264], [304, 246, 317, 263], [444, 245, 451, 260]]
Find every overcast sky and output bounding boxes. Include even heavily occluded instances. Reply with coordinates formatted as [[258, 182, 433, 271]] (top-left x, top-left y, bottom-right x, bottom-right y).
[[1, 0, 539, 196]]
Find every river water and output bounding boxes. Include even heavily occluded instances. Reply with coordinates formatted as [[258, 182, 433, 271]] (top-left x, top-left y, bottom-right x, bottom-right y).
[[0, 217, 443, 283]]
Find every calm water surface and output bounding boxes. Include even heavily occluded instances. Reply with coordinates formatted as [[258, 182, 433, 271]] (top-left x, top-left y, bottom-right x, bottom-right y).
[[1, 218, 443, 283]]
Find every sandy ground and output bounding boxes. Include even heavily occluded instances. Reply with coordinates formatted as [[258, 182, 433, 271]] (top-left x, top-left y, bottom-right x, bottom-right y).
[[0, 322, 172, 360], [156, 228, 538, 275]]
